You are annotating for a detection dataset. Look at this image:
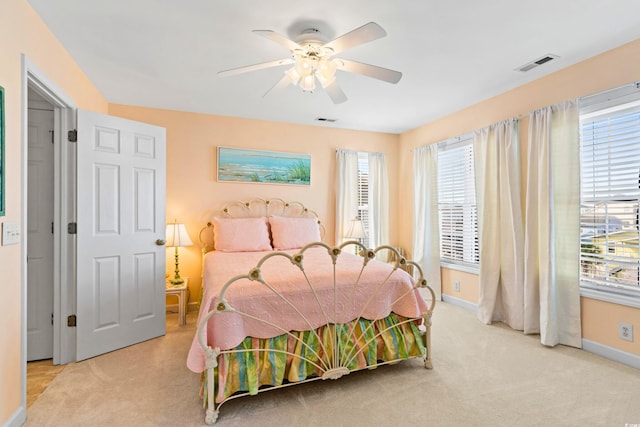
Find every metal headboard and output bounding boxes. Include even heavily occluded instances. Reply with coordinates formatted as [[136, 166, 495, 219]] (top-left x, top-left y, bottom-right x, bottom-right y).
[[198, 198, 325, 254]]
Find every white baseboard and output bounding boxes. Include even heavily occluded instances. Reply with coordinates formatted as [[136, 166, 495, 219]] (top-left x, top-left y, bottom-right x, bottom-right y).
[[582, 339, 640, 370], [3, 405, 26, 427], [442, 294, 478, 313], [166, 302, 199, 314], [440, 296, 639, 370]]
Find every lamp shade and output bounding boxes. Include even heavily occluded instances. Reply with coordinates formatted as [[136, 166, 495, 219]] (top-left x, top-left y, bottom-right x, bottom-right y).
[[345, 218, 367, 239], [165, 223, 193, 247]]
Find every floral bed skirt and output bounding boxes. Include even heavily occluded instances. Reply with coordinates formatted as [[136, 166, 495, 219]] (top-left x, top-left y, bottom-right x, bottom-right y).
[[203, 313, 425, 404]]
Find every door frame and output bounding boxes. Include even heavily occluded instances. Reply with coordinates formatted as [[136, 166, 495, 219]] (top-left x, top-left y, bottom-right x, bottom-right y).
[[20, 55, 77, 409]]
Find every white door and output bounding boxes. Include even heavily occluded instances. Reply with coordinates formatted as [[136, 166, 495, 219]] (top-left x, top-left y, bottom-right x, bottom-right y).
[[26, 105, 54, 361], [76, 110, 166, 361]]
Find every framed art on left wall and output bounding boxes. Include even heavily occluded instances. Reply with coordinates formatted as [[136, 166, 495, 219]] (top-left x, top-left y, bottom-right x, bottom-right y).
[[0, 85, 5, 216]]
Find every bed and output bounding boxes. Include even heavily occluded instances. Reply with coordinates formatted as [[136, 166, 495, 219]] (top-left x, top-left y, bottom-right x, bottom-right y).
[[186, 198, 436, 424]]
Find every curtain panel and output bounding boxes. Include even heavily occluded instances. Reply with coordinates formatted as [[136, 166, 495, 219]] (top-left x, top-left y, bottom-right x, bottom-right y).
[[368, 152, 390, 259], [524, 100, 582, 348], [474, 119, 525, 329], [335, 149, 359, 245], [412, 144, 442, 299]]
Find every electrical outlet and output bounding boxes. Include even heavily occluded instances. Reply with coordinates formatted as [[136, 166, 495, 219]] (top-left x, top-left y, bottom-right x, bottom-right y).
[[454, 280, 460, 292], [619, 322, 634, 342]]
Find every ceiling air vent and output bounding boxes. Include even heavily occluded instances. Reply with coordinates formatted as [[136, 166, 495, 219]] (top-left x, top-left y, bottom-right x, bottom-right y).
[[315, 117, 338, 123], [515, 54, 559, 72]]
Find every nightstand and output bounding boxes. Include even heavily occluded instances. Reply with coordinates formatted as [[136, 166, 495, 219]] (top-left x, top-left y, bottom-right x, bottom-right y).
[[166, 277, 188, 326]]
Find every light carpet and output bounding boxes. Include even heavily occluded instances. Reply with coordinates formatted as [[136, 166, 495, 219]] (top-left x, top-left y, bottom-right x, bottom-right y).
[[25, 303, 640, 426]]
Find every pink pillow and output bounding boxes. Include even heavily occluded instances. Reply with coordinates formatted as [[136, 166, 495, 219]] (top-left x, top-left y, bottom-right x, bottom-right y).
[[269, 216, 321, 250], [212, 217, 272, 252]]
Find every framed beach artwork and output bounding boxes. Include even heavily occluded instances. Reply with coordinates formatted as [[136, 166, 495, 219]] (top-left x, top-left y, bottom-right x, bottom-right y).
[[0, 86, 5, 216], [217, 147, 311, 186]]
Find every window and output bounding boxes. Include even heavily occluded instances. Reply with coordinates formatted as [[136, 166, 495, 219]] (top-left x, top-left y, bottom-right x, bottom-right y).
[[356, 152, 370, 248], [580, 86, 640, 295], [437, 135, 479, 266]]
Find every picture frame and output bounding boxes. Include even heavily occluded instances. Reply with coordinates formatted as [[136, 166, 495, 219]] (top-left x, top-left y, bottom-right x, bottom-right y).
[[217, 146, 311, 186], [0, 86, 5, 216]]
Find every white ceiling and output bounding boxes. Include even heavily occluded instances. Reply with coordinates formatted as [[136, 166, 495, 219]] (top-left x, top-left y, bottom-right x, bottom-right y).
[[28, 0, 640, 134]]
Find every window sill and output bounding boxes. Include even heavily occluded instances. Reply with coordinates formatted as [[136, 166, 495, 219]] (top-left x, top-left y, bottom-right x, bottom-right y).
[[440, 261, 479, 275], [580, 285, 640, 309]]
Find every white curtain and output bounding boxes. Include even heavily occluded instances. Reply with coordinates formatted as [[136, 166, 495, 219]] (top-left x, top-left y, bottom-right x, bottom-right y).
[[474, 119, 524, 329], [524, 100, 582, 347], [368, 152, 389, 253], [335, 149, 359, 245], [412, 145, 442, 299]]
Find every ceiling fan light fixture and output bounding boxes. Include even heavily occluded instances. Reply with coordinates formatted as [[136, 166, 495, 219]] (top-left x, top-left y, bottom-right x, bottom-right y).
[[317, 58, 339, 89], [300, 74, 316, 92], [295, 57, 315, 77], [285, 67, 301, 85], [316, 70, 335, 88]]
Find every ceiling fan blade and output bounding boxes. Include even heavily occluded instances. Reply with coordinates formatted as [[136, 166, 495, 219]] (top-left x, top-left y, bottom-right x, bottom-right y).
[[253, 30, 302, 52], [337, 59, 402, 84], [324, 81, 347, 104], [324, 22, 387, 54], [263, 74, 293, 98], [218, 58, 294, 78]]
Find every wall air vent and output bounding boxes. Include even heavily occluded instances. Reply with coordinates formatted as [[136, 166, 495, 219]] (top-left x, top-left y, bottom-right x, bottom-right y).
[[315, 117, 338, 123], [515, 54, 559, 72]]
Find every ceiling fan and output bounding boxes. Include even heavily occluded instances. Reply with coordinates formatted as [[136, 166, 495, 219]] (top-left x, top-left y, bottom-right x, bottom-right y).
[[218, 22, 402, 104]]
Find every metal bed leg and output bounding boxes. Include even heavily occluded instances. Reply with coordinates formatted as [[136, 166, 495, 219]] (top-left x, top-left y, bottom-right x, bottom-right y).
[[204, 347, 220, 424], [205, 367, 218, 424], [423, 312, 433, 370]]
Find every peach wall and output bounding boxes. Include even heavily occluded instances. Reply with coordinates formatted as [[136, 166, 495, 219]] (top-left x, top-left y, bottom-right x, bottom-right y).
[[582, 298, 640, 355], [108, 104, 400, 305], [398, 38, 640, 355], [0, 0, 107, 423], [441, 268, 479, 303]]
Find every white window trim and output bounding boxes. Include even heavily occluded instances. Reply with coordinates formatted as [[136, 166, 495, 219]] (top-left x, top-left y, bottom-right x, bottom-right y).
[[440, 260, 480, 275], [578, 80, 640, 307], [437, 133, 479, 266], [580, 284, 640, 309]]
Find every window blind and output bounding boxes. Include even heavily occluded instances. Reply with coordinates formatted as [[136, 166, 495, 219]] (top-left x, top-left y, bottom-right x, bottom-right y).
[[580, 97, 640, 292], [357, 152, 370, 248], [437, 136, 479, 264]]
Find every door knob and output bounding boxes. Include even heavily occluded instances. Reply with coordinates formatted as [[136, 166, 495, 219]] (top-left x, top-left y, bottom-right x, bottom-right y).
[[156, 239, 166, 246]]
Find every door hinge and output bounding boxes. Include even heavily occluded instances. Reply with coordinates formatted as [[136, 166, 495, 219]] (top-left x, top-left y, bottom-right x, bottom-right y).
[[68, 129, 77, 142], [52, 222, 54, 234], [67, 314, 77, 327], [50, 130, 54, 144], [52, 313, 54, 325], [67, 222, 77, 234]]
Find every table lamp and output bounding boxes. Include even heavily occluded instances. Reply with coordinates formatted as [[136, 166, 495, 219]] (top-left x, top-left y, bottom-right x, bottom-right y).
[[166, 221, 193, 285], [345, 218, 367, 253]]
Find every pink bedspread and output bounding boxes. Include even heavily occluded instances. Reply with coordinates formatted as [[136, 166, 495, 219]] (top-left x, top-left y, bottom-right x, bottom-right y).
[[186, 246, 427, 373]]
